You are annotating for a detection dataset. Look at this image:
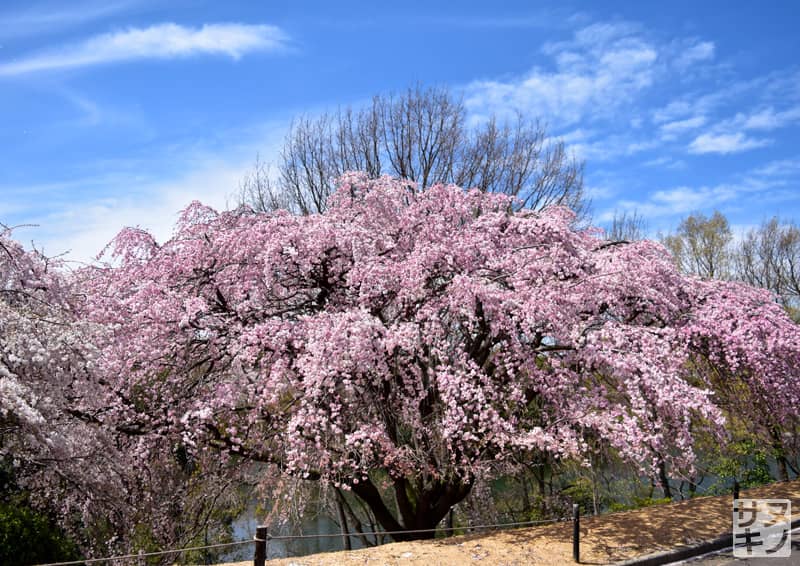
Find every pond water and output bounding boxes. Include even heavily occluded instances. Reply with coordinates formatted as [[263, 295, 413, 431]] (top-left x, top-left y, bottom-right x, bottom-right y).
[[219, 504, 365, 562]]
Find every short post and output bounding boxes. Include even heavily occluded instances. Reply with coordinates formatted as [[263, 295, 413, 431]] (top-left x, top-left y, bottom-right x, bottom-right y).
[[447, 506, 454, 535], [254, 525, 268, 566], [733, 479, 740, 502], [572, 503, 580, 563]]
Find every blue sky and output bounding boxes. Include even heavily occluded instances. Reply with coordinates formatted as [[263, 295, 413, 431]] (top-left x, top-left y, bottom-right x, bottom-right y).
[[1, 0, 799, 262]]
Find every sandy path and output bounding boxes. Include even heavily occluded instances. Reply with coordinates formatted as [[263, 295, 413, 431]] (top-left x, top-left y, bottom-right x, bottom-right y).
[[216, 480, 800, 566]]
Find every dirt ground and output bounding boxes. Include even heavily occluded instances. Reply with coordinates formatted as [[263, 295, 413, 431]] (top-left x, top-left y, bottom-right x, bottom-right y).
[[217, 480, 800, 566]]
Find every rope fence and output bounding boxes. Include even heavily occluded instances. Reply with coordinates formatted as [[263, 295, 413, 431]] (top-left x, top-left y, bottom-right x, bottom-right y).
[[33, 480, 757, 566], [35, 538, 263, 566], [34, 514, 571, 566], [265, 515, 569, 541]]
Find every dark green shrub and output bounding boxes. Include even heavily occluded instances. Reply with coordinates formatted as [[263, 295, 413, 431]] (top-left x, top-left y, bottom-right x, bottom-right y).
[[0, 500, 81, 566]]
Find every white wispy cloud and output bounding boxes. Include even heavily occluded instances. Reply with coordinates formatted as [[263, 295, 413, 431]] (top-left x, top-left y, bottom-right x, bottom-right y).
[[679, 103, 800, 155], [688, 132, 771, 154], [55, 88, 154, 134], [735, 106, 800, 131], [673, 40, 715, 70], [584, 183, 618, 200], [651, 67, 800, 157], [5, 116, 290, 262], [0, 1, 139, 38], [11, 160, 249, 263], [568, 135, 659, 162], [464, 21, 660, 127], [650, 185, 739, 211], [659, 115, 706, 139], [650, 76, 770, 125], [642, 156, 686, 169], [462, 20, 725, 164], [461, 17, 795, 168], [45, 169, 241, 262], [600, 184, 739, 223], [0, 22, 289, 76], [600, 161, 797, 227], [753, 157, 800, 177]]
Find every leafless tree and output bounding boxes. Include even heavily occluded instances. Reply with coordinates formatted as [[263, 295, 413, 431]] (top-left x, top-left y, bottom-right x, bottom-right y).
[[606, 209, 648, 241], [661, 210, 800, 319], [236, 154, 292, 213], [661, 211, 733, 279], [238, 85, 586, 217], [736, 217, 800, 319]]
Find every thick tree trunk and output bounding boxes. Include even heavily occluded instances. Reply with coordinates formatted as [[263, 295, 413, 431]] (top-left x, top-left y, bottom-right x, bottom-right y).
[[350, 475, 472, 541], [334, 491, 352, 550], [658, 460, 672, 499], [776, 455, 790, 482], [533, 461, 547, 515], [771, 429, 790, 481]]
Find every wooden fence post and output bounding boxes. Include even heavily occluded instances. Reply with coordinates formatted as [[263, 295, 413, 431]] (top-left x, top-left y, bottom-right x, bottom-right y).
[[254, 525, 268, 566], [573, 503, 580, 563]]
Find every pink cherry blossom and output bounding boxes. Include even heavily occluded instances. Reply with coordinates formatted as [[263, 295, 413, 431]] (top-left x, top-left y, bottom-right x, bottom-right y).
[[78, 173, 800, 539]]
